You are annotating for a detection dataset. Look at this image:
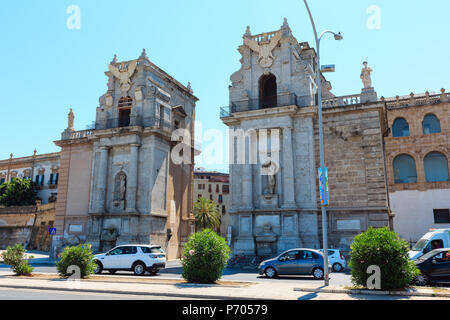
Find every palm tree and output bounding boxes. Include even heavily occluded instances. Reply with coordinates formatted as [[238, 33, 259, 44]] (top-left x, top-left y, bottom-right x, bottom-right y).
[[193, 197, 220, 231]]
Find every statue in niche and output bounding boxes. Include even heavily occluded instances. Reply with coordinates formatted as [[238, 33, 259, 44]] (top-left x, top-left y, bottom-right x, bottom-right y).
[[262, 161, 277, 196], [114, 171, 127, 209]]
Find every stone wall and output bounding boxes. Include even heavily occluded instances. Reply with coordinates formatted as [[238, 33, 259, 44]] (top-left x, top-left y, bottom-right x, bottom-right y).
[[0, 203, 55, 250], [318, 105, 391, 253]]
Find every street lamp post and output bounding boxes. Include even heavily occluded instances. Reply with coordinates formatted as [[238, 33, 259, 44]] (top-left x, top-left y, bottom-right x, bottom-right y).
[[303, 0, 342, 286]]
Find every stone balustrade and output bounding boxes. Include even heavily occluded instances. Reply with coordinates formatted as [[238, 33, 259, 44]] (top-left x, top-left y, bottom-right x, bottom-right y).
[[322, 94, 361, 108], [382, 89, 449, 108], [61, 129, 94, 140], [249, 31, 279, 43]]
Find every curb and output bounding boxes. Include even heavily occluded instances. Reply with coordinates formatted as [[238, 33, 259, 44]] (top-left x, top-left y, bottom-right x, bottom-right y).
[[293, 287, 450, 298], [0, 284, 267, 300]]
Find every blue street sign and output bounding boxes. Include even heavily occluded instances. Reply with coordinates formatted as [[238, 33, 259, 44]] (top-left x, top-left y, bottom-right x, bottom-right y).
[[318, 167, 329, 206], [49, 228, 56, 235]]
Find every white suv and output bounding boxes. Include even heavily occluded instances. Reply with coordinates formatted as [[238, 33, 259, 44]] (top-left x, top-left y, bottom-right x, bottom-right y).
[[93, 245, 166, 276], [320, 249, 347, 272]]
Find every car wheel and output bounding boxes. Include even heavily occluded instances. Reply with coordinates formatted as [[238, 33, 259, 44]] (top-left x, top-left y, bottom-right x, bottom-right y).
[[133, 262, 146, 276], [149, 269, 159, 276], [264, 267, 277, 279], [312, 268, 324, 280], [415, 273, 430, 286], [109, 270, 117, 274], [94, 261, 103, 274], [333, 263, 343, 272]]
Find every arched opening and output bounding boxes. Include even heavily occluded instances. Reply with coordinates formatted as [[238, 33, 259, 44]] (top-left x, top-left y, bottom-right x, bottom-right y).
[[259, 74, 277, 109], [118, 96, 132, 127], [393, 154, 417, 184], [424, 152, 449, 182], [422, 114, 441, 135], [392, 118, 410, 137]]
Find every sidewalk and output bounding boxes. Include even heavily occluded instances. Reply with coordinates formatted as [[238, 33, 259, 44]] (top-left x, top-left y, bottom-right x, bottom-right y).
[[0, 271, 298, 300], [0, 271, 449, 300]]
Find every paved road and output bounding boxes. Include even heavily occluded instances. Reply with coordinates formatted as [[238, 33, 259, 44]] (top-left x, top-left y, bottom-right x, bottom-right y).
[[0, 260, 353, 287], [0, 287, 205, 300]]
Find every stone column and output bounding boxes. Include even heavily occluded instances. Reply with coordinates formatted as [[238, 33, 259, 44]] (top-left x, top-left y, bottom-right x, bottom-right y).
[[126, 144, 140, 212], [282, 127, 296, 208], [242, 136, 253, 210], [96, 146, 109, 213]]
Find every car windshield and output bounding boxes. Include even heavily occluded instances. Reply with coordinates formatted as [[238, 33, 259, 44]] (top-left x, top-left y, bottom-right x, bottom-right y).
[[412, 239, 428, 251], [416, 250, 444, 262]]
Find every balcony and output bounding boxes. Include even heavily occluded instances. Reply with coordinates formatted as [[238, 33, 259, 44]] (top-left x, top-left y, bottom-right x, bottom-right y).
[[220, 93, 367, 118], [220, 93, 314, 118]]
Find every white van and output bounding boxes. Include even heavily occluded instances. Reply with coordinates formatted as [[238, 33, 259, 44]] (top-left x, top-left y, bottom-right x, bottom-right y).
[[408, 229, 450, 260]]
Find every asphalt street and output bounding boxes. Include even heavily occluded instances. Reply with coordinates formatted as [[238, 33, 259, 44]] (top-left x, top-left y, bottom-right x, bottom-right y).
[[0, 260, 353, 287]]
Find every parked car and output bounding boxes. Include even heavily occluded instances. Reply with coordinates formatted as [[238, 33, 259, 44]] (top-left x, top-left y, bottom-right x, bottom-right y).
[[93, 244, 166, 276], [414, 248, 450, 286], [319, 249, 347, 272], [409, 229, 450, 260], [258, 248, 330, 280]]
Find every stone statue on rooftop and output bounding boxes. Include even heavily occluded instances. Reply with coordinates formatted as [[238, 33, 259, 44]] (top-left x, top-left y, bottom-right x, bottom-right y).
[[67, 108, 75, 131], [360, 61, 373, 89]]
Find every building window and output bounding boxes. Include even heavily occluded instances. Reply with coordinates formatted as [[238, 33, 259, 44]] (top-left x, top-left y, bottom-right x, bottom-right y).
[[198, 194, 202, 199], [0, 178, 5, 184], [424, 152, 449, 182], [210, 194, 213, 201], [218, 195, 223, 204], [216, 184, 219, 193], [392, 118, 410, 137], [49, 173, 54, 185], [118, 96, 132, 128], [393, 154, 417, 184], [222, 205, 226, 214], [208, 184, 212, 193], [433, 209, 450, 224], [55, 173, 59, 185], [422, 114, 441, 135], [222, 184, 229, 193], [259, 73, 277, 109]]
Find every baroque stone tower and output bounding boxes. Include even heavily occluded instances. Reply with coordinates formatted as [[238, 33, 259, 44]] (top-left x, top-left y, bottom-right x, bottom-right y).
[[221, 19, 390, 256], [54, 49, 198, 258], [222, 19, 325, 255]]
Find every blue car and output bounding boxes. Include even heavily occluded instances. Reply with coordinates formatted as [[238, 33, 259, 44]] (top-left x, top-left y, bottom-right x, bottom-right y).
[[258, 248, 329, 279]]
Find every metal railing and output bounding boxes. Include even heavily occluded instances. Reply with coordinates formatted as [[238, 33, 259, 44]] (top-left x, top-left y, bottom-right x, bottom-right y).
[[220, 93, 315, 118], [220, 92, 372, 118]]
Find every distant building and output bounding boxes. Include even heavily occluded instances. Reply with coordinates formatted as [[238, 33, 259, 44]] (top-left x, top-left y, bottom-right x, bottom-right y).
[[0, 151, 60, 204], [383, 91, 450, 244], [193, 168, 230, 237]]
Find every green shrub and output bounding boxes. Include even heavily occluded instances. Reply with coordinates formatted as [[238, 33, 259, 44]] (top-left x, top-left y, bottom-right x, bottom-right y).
[[1, 244, 34, 275], [181, 229, 231, 283], [56, 244, 96, 279], [349, 227, 420, 290]]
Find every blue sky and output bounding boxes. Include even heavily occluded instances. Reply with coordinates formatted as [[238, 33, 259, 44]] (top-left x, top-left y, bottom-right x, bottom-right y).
[[1, 0, 449, 172]]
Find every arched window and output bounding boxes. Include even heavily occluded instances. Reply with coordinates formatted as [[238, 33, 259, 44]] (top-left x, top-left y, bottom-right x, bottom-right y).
[[424, 152, 449, 182], [392, 118, 410, 137], [259, 74, 277, 109], [393, 154, 417, 184], [422, 114, 441, 134], [118, 96, 132, 127]]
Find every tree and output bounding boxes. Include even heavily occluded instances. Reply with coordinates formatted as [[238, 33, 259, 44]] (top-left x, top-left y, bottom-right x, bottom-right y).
[[0, 178, 37, 207], [349, 227, 420, 290], [193, 197, 220, 231], [181, 229, 231, 283]]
